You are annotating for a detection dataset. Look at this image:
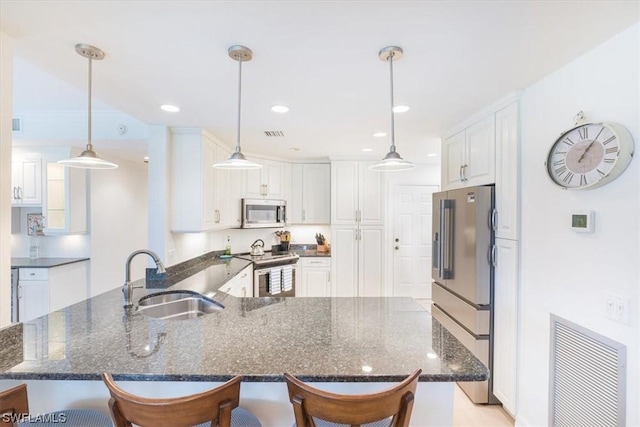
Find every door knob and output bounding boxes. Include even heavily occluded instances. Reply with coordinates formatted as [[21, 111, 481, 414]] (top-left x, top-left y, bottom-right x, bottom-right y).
[[395, 238, 399, 242], [395, 246, 399, 250]]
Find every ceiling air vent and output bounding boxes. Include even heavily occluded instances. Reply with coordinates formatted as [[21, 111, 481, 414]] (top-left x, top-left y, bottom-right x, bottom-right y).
[[264, 130, 285, 137], [12, 118, 22, 132]]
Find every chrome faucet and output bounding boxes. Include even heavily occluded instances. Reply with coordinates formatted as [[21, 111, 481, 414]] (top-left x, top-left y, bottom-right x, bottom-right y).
[[123, 249, 166, 308]]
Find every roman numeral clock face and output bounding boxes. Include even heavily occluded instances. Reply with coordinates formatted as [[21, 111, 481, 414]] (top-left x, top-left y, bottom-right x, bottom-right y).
[[546, 122, 634, 190]]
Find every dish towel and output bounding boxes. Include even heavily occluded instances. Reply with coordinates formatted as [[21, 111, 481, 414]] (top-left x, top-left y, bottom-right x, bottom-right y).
[[282, 265, 293, 292], [269, 268, 281, 295]]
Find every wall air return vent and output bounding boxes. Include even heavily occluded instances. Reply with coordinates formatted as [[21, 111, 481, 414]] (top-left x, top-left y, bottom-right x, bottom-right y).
[[264, 130, 284, 137], [549, 314, 626, 427], [12, 118, 22, 132]]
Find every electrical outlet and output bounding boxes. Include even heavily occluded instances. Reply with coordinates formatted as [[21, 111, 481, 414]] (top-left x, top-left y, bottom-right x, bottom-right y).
[[605, 293, 629, 324]]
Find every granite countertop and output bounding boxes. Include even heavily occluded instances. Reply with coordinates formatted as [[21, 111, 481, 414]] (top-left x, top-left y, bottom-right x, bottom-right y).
[[1, 254, 487, 383], [11, 257, 90, 268]]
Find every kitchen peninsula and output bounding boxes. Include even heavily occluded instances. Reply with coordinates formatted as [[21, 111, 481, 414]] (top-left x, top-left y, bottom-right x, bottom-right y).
[[0, 255, 488, 426]]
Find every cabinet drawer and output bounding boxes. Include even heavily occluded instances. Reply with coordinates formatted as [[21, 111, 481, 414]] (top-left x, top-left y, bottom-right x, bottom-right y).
[[300, 258, 331, 268], [19, 268, 49, 281]]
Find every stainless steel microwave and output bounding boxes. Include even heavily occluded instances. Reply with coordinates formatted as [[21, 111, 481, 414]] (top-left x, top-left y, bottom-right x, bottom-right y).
[[241, 199, 287, 228]]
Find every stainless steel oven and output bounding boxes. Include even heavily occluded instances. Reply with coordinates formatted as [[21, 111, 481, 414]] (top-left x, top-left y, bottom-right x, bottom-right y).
[[254, 263, 297, 297], [241, 199, 287, 229]]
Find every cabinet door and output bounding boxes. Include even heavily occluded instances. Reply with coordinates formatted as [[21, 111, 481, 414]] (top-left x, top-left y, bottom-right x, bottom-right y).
[[359, 161, 383, 225], [290, 164, 304, 224], [495, 102, 519, 240], [493, 238, 519, 416], [44, 163, 87, 234], [331, 161, 358, 224], [18, 281, 49, 322], [214, 144, 231, 228], [331, 227, 358, 297], [465, 114, 496, 187], [305, 269, 331, 297], [302, 164, 330, 224], [442, 131, 466, 190], [358, 226, 384, 297], [12, 156, 43, 206], [171, 132, 215, 232], [264, 161, 285, 199]]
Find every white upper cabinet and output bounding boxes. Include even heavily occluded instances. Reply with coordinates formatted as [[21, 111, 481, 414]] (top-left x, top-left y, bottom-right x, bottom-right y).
[[11, 154, 42, 206], [171, 129, 232, 232], [290, 163, 330, 225], [495, 102, 520, 240], [331, 160, 383, 225], [242, 158, 288, 200], [442, 114, 496, 190], [43, 161, 87, 235]]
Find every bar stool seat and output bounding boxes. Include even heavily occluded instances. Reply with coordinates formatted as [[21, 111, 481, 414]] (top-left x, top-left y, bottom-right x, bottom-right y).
[[285, 369, 422, 427], [102, 373, 261, 427], [1, 384, 111, 427]]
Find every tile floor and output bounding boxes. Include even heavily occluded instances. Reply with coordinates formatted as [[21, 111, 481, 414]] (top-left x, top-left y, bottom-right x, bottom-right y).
[[414, 299, 514, 427]]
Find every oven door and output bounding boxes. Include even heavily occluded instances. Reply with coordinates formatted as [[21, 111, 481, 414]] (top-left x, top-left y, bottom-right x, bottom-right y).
[[242, 199, 286, 229], [254, 264, 296, 297]]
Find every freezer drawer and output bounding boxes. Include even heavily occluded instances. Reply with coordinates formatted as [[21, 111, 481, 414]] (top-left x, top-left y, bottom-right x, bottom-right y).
[[432, 282, 490, 336], [432, 304, 491, 403]]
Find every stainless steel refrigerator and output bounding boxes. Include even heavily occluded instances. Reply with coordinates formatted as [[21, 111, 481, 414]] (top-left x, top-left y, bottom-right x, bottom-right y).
[[431, 185, 499, 404]]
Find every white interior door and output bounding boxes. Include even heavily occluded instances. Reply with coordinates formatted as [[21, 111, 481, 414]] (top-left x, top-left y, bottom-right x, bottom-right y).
[[392, 185, 438, 298]]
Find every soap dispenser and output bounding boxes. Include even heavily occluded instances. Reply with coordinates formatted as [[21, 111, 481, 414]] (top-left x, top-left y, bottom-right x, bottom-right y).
[[224, 236, 231, 256]]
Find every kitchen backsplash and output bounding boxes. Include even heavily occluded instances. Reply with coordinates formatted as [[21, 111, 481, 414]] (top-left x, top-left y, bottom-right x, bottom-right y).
[[169, 225, 331, 266]]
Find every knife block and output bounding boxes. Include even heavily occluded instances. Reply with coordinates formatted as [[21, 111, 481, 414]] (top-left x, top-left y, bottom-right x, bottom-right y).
[[317, 243, 330, 253]]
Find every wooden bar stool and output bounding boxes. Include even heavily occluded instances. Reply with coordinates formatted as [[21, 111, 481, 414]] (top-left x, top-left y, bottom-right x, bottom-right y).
[[284, 369, 421, 427], [0, 383, 112, 426], [102, 373, 262, 427]]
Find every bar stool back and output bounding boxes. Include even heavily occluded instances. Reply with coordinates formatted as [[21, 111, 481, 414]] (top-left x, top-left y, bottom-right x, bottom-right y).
[[102, 373, 262, 427], [284, 369, 421, 427], [0, 383, 112, 427]]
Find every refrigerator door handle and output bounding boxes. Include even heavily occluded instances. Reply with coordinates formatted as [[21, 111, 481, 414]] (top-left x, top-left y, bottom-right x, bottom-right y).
[[440, 199, 454, 279], [432, 231, 439, 271]]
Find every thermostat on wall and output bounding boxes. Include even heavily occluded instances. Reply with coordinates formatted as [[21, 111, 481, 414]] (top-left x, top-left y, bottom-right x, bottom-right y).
[[571, 211, 594, 233]]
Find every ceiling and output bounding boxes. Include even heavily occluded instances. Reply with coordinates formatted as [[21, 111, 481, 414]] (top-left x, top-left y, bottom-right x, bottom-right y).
[[2, 1, 639, 163]]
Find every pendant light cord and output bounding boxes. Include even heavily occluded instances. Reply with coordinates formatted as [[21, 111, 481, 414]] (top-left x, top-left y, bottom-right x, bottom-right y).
[[236, 56, 243, 154], [87, 55, 93, 151], [388, 51, 396, 153]]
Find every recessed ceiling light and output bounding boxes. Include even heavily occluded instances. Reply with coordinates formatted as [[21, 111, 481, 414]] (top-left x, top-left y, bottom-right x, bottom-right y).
[[392, 105, 410, 113], [271, 105, 289, 113], [372, 132, 387, 138], [427, 153, 438, 157], [362, 148, 373, 152], [160, 104, 180, 112]]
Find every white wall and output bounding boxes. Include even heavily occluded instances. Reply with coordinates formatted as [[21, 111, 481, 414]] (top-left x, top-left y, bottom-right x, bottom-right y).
[[89, 157, 148, 296], [0, 32, 14, 327], [517, 23, 639, 427]]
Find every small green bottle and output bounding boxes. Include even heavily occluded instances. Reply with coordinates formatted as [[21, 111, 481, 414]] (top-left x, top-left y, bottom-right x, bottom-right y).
[[224, 236, 231, 256]]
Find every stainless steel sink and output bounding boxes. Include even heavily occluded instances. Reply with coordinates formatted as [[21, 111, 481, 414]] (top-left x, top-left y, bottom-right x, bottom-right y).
[[137, 291, 223, 320]]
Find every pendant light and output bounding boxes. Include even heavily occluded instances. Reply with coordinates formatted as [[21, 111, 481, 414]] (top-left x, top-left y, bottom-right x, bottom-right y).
[[58, 44, 118, 170], [213, 45, 262, 170], [370, 46, 414, 172]]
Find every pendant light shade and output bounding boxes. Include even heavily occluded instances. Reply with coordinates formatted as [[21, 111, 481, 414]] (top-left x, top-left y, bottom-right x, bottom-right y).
[[58, 44, 118, 170], [213, 45, 262, 170], [370, 46, 414, 172]]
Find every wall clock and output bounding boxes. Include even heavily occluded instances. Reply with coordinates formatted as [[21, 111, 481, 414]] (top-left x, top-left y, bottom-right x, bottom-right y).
[[546, 120, 634, 190]]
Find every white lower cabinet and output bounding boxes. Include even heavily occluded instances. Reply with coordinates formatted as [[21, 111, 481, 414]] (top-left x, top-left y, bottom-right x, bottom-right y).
[[493, 237, 519, 416], [219, 265, 253, 297], [18, 261, 89, 322], [331, 226, 383, 297], [298, 257, 331, 297]]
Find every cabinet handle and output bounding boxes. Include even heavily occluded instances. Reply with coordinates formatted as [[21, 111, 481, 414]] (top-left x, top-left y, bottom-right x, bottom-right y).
[[463, 164, 469, 181], [356, 210, 361, 222], [18, 187, 23, 200], [302, 209, 306, 221], [491, 209, 498, 231], [459, 165, 464, 182], [491, 244, 497, 267], [12, 187, 17, 200]]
